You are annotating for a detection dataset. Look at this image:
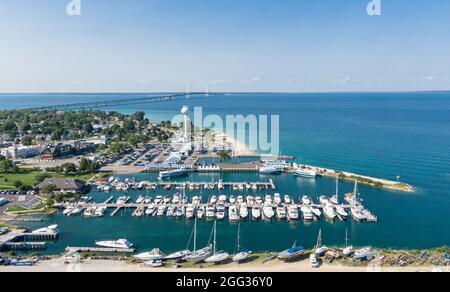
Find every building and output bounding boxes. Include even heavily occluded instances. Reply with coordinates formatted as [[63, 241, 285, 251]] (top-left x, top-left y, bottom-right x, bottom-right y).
[[0, 145, 41, 159], [39, 144, 74, 160], [37, 178, 89, 194]]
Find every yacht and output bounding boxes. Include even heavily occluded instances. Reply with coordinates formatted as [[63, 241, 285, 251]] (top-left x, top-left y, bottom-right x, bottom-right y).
[[32, 225, 60, 234], [294, 168, 318, 179], [310, 206, 322, 219], [63, 206, 75, 216], [93, 206, 107, 217], [335, 205, 349, 220], [319, 195, 330, 205], [284, 195, 291, 204], [239, 203, 249, 219], [191, 196, 201, 205], [323, 204, 337, 220], [264, 195, 272, 205], [274, 193, 282, 205], [196, 205, 205, 219], [218, 195, 227, 204], [229, 205, 239, 222], [154, 195, 163, 205], [175, 206, 185, 218], [246, 196, 255, 206], [134, 248, 165, 261], [69, 206, 83, 216], [343, 229, 354, 257], [351, 205, 367, 221], [205, 221, 230, 264], [278, 242, 305, 262], [255, 196, 263, 205], [287, 205, 299, 221], [216, 205, 226, 220], [263, 204, 275, 220], [166, 205, 176, 217], [251, 184, 258, 191], [301, 206, 314, 221], [251, 206, 261, 220], [229, 195, 236, 204], [237, 195, 244, 204], [185, 205, 195, 219], [209, 195, 218, 205], [136, 195, 145, 204], [158, 169, 189, 179], [172, 194, 181, 204], [164, 250, 191, 261], [116, 196, 128, 205], [145, 204, 157, 216], [157, 205, 167, 216], [314, 229, 328, 256], [276, 206, 287, 220], [259, 165, 282, 175], [96, 239, 134, 249], [301, 195, 312, 205], [233, 223, 250, 263], [206, 205, 216, 219]]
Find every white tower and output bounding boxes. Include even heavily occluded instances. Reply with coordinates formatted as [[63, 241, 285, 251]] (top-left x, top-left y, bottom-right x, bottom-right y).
[[205, 85, 209, 96], [181, 106, 189, 141]]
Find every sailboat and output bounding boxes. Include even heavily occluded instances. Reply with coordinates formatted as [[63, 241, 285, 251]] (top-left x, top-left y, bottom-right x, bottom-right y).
[[183, 217, 213, 262], [205, 221, 230, 264], [278, 241, 305, 262], [314, 229, 328, 256], [330, 176, 339, 205], [232, 222, 251, 263], [343, 229, 354, 257]]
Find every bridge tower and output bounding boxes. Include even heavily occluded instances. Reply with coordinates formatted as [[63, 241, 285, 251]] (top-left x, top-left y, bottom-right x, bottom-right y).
[[185, 83, 190, 99]]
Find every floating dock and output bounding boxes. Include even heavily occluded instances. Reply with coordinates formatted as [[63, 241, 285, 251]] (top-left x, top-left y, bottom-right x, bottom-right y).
[[66, 246, 135, 253]]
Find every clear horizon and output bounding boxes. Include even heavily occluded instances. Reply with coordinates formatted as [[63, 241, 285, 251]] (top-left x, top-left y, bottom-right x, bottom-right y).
[[1, 0, 450, 92]]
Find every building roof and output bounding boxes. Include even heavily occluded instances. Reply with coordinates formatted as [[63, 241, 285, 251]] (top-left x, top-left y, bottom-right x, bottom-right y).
[[37, 178, 86, 192]]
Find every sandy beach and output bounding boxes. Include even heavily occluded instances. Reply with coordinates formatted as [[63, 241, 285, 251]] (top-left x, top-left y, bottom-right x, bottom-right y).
[[0, 258, 446, 273]]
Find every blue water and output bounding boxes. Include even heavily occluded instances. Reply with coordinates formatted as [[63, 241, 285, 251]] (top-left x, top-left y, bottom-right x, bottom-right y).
[[1, 92, 449, 253]]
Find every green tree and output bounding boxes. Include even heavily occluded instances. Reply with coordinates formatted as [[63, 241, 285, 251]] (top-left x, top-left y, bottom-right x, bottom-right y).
[[0, 159, 17, 173], [217, 150, 231, 161], [13, 181, 23, 188], [35, 173, 52, 185], [21, 135, 34, 146]]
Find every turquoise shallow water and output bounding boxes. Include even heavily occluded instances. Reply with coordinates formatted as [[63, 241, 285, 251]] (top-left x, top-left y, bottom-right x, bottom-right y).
[[1, 92, 449, 253]]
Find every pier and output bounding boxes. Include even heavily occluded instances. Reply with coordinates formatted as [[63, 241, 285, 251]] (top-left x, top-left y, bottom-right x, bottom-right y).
[[0, 229, 60, 252]]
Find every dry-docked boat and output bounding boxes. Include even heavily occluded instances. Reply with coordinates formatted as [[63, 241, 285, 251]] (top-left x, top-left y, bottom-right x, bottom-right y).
[[278, 243, 305, 262]]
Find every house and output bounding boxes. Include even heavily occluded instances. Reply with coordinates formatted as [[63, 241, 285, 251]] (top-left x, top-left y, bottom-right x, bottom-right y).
[[39, 144, 74, 160], [37, 178, 89, 194]]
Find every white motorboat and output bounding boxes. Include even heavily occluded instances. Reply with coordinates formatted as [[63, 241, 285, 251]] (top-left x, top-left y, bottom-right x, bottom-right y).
[[335, 205, 349, 219], [156, 205, 166, 216], [259, 165, 282, 175], [323, 204, 337, 220], [284, 195, 291, 204], [246, 196, 255, 206], [276, 206, 287, 220], [251, 206, 261, 220], [274, 193, 282, 205], [116, 196, 128, 205], [175, 206, 185, 218], [96, 239, 134, 249], [229, 195, 236, 204], [32, 225, 60, 234], [287, 205, 299, 220], [229, 205, 239, 222], [239, 203, 249, 219], [294, 168, 317, 179], [164, 250, 191, 261], [216, 205, 226, 220], [255, 196, 263, 204], [210, 195, 218, 205], [93, 206, 107, 217], [319, 195, 330, 205], [264, 195, 272, 205], [301, 206, 314, 221], [144, 259, 163, 268], [196, 206, 205, 219], [263, 204, 275, 220], [351, 206, 367, 221], [63, 206, 75, 216], [204, 221, 230, 264], [154, 195, 163, 204], [237, 195, 244, 204], [206, 205, 216, 219], [134, 248, 165, 261], [186, 205, 195, 219], [310, 207, 322, 219], [136, 195, 145, 204], [145, 204, 157, 216], [172, 194, 181, 204], [166, 205, 176, 217], [218, 195, 227, 204], [159, 169, 189, 179], [301, 195, 312, 205]]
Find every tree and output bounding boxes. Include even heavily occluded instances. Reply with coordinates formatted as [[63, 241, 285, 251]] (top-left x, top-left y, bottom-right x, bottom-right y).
[[217, 150, 231, 161], [21, 135, 34, 146], [35, 173, 52, 185], [0, 159, 17, 173], [13, 181, 23, 188], [131, 111, 145, 122], [61, 163, 77, 175], [42, 183, 57, 194]]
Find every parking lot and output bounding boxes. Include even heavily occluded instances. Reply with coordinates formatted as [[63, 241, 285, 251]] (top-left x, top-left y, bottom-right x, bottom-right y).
[[0, 193, 42, 215]]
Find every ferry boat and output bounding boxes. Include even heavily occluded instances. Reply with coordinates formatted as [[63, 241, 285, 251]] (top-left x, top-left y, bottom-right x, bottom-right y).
[[278, 242, 305, 262], [96, 239, 134, 249], [294, 169, 318, 179], [158, 169, 189, 179], [259, 165, 282, 175]]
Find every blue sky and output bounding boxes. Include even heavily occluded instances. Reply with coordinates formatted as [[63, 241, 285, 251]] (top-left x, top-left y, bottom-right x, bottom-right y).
[[0, 0, 449, 92]]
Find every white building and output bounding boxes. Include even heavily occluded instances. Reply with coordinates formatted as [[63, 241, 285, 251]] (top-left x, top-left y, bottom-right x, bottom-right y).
[[0, 145, 41, 159]]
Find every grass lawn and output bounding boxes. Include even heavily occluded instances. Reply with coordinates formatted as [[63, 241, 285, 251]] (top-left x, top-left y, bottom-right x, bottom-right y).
[[0, 171, 98, 190]]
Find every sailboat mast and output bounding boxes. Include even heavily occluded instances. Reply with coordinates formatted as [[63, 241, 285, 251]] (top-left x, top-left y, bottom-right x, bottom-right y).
[[213, 221, 217, 254], [335, 176, 339, 197], [193, 217, 197, 252], [237, 222, 241, 251], [345, 228, 349, 248]]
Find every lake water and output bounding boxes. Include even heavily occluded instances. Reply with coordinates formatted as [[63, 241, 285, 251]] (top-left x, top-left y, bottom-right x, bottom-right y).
[[1, 92, 449, 254]]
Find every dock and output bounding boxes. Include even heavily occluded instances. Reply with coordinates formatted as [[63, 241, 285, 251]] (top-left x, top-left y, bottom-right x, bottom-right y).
[[66, 246, 135, 253], [0, 229, 59, 252]]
